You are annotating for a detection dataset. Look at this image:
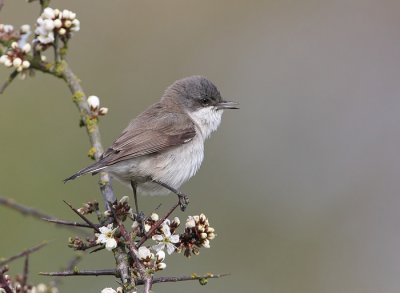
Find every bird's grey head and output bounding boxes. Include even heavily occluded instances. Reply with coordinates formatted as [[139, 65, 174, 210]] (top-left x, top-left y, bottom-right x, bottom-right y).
[[162, 76, 239, 112]]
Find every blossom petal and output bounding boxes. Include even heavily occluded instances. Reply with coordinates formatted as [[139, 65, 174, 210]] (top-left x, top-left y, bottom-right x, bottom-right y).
[[169, 234, 180, 243], [152, 243, 165, 252], [152, 235, 164, 241], [166, 243, 176, 255]]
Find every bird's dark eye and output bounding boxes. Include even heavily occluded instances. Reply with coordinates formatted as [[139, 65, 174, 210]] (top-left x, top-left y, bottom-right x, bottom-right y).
[[201, 98, 209, 106]]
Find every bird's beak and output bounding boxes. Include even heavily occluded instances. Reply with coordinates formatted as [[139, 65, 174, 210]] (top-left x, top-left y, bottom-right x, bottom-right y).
[[216, 100, 239, 110]]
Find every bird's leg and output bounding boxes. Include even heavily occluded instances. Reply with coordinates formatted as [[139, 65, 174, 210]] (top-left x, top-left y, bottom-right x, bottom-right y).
[[152, 179, 189, 211], [131, 181, 139, 215], [131, 181, 145, 233]]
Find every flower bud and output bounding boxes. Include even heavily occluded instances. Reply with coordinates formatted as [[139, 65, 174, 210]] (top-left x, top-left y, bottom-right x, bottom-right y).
[[53, 19, 62, 28], [150, 213, 159, 221], [156, 250, 165, 261], [119, 195, 129, 204], [4, 59, 12, 67], [22, 60, 30, 69], [157, 262, 167, 270], [20, 24, 31, 34], [58, 28, 66, 35], [44, 19, 55, 31], [202, 239, 210, 248], [11, 42, 18, 49], [13, 58, 22, 67], [64, 20, 72, 28], [172, 216, 180, 225], [131, 221, 139, 229], [99, 107, 109, 115], [207, 233, 215, 240], [87, 95, 100, 110], [200, 232, 208, 239], [43, 7, 55, 19]]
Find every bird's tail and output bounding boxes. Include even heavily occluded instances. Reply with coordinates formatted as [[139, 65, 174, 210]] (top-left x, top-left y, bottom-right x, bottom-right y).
[[63, 161, 106, 183]]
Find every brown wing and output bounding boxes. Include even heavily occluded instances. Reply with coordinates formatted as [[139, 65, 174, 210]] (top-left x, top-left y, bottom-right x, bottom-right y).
[[99, 102, 196, 166]]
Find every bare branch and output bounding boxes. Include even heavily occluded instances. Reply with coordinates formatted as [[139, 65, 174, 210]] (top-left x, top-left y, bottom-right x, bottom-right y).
[[21, 255, 29, 289], [0, 242, 47, 267], [0, 0, 4, 12]]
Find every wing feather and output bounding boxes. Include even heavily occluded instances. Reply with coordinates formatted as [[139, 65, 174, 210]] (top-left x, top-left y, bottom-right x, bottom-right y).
[[99, 102, 196, 166]]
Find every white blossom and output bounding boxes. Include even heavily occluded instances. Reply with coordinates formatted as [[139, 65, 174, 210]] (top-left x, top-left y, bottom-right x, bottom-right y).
[[138, 246, 152, 260], [95, 224, 118, 251], [152, 223, 179, 255], [34, 7, 80, 46]]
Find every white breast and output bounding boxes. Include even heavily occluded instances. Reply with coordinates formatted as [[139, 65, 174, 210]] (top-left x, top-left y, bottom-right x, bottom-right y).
[[187, 107, 223, 139]]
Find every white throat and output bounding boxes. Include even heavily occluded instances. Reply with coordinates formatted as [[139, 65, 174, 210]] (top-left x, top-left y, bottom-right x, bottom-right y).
[[187, 107, 223, 139]]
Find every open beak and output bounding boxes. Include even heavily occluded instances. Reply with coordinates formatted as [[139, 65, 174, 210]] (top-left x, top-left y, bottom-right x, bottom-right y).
[[216, 100, 239, 110]]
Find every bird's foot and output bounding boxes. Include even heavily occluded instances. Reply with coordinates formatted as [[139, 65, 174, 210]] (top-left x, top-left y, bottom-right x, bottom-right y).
[[177, 193, 189, 211]]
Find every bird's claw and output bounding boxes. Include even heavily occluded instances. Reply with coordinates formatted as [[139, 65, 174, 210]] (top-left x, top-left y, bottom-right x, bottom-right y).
[[178, 194, 189, 211]]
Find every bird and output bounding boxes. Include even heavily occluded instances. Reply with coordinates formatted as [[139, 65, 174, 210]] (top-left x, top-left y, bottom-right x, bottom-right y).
[[64, 76, 238, 212]]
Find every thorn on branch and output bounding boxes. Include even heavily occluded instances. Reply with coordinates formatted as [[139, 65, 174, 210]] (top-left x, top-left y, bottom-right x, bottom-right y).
[[63, 200, 100, 233], [43, 218, 95, 229]]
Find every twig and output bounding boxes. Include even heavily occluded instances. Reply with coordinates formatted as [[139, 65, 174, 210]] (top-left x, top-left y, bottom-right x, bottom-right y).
[[43, 218, 94, 228], [0, 266, 13, 293], [0, 0, 4, 12], [0, 242, 47, 267], [0, 70, 18, 94], [21, 255, 29, 289], [63, 201, 100, 233], [137, 202, 179, 247], [40, 269, 117, 277], [40, 270, 229, 285]]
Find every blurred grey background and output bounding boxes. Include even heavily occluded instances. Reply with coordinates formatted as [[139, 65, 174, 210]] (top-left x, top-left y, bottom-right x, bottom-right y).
[[1, 0, 400, 292]]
